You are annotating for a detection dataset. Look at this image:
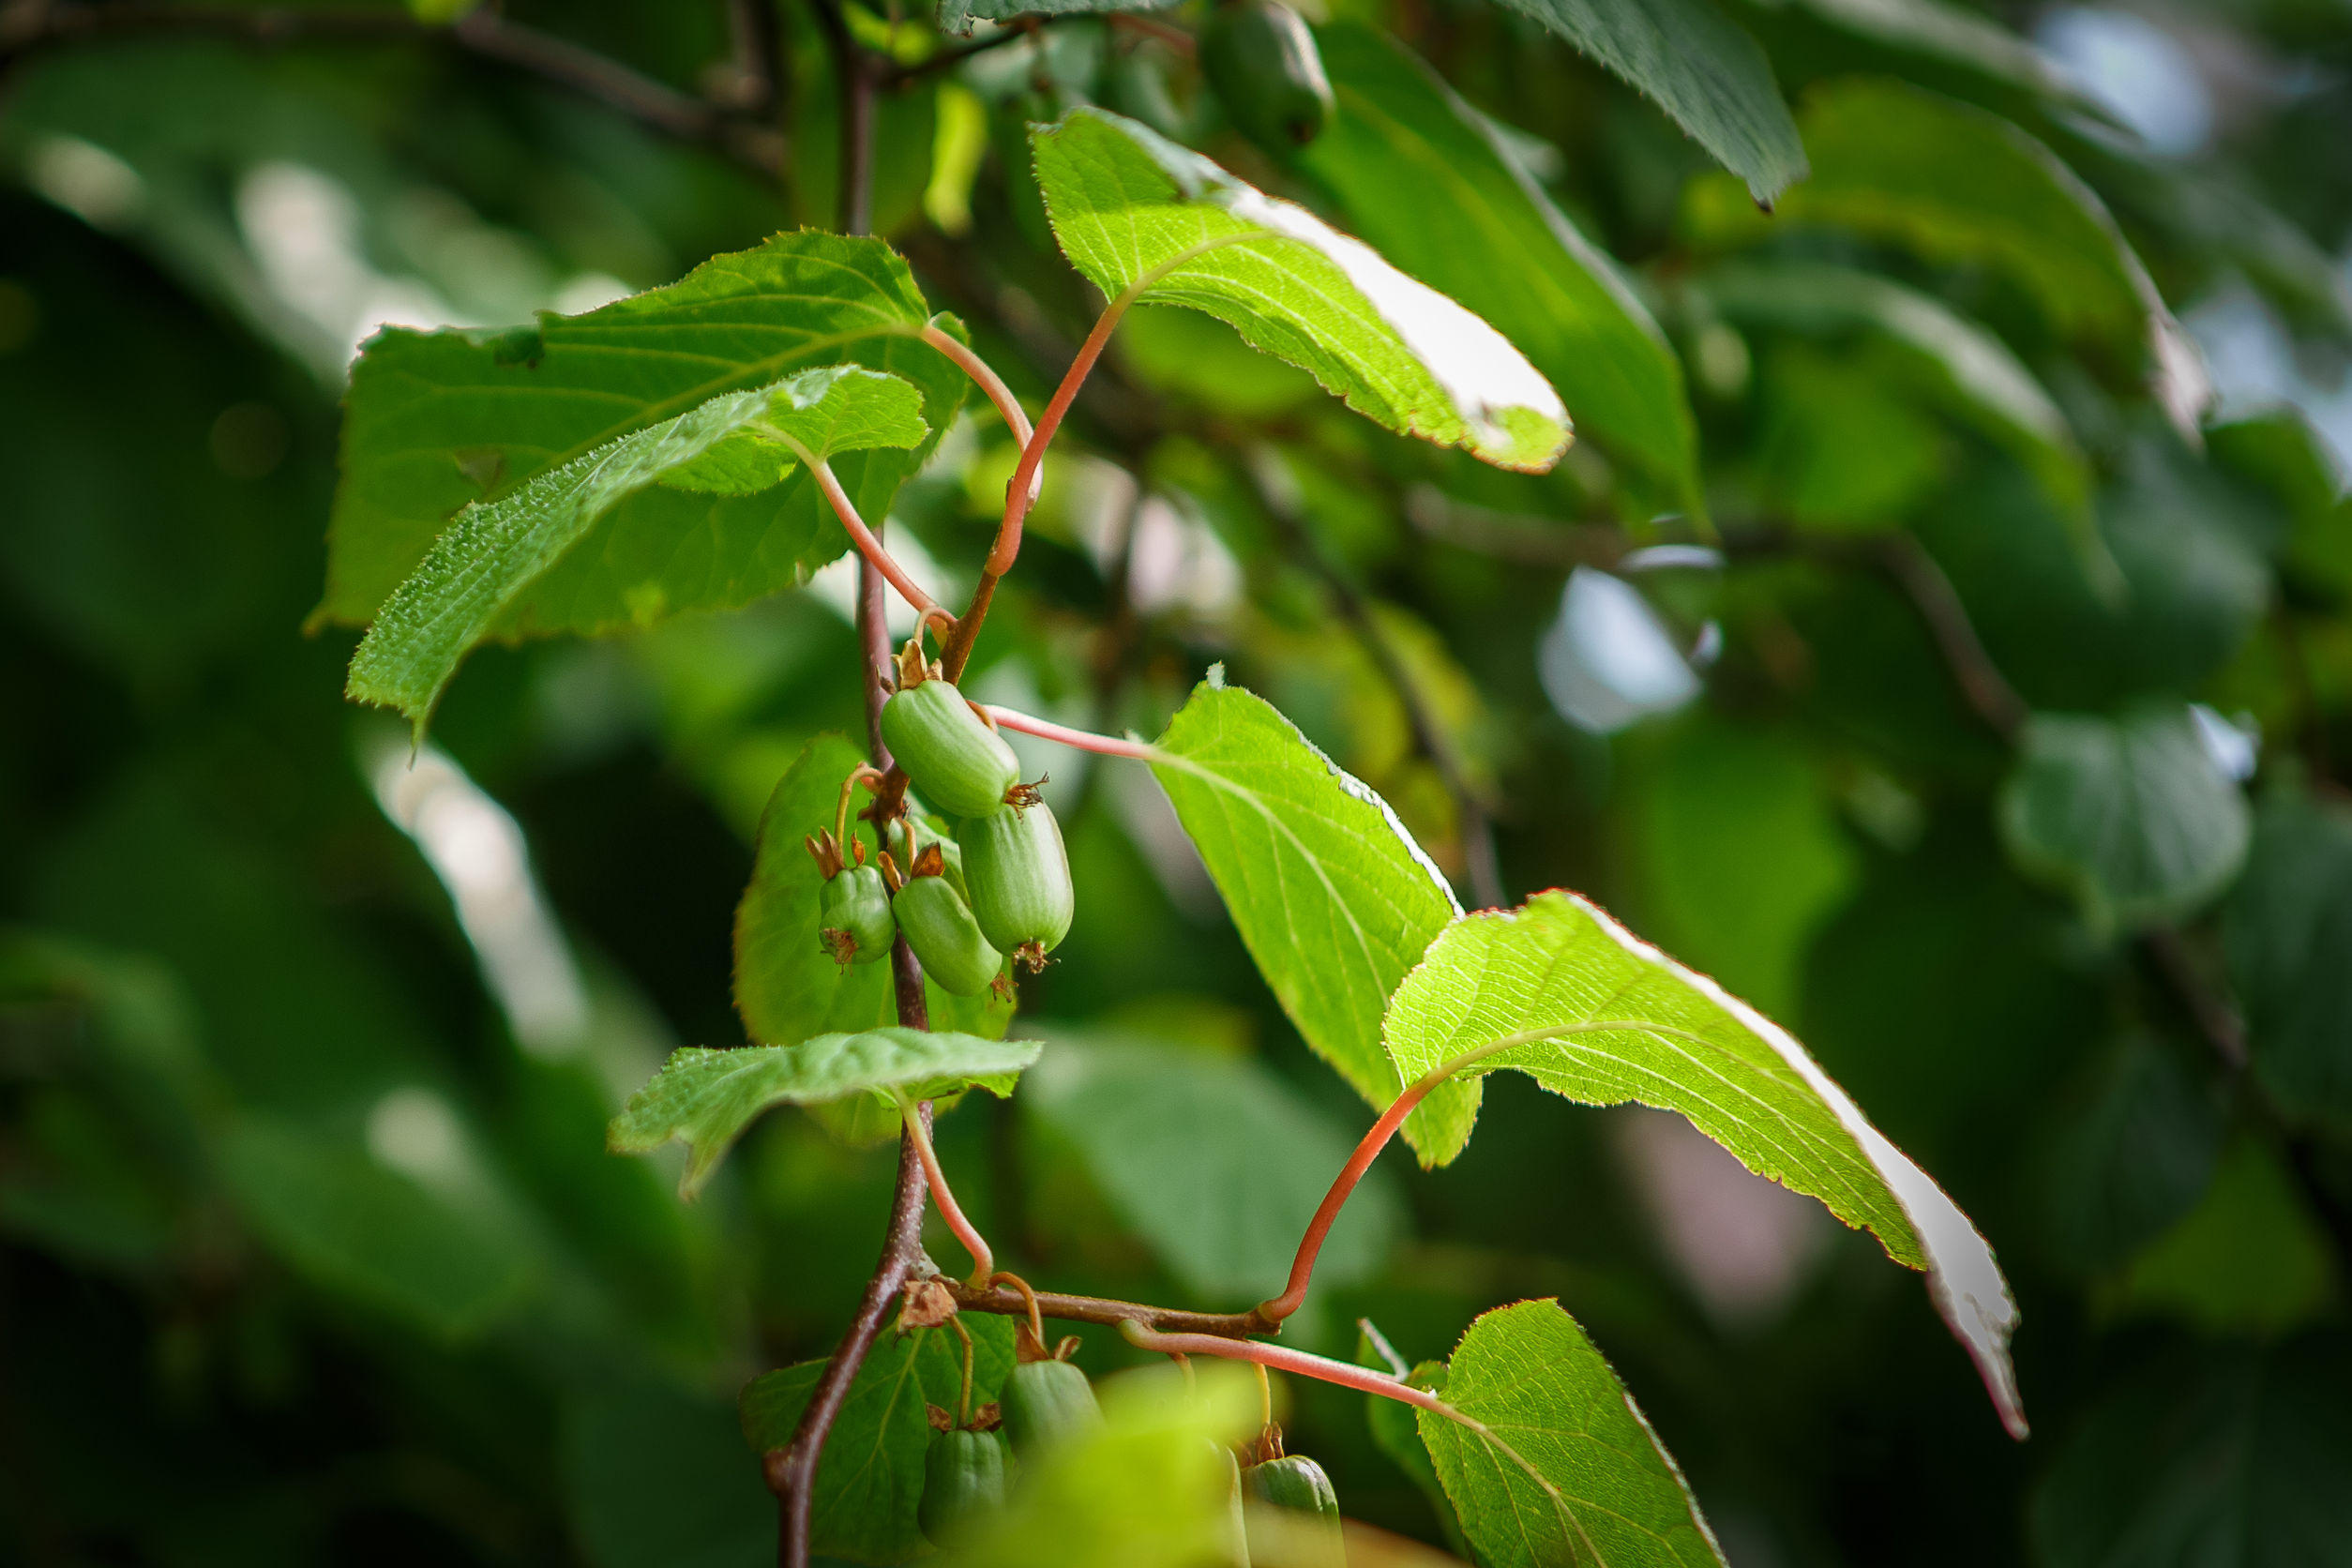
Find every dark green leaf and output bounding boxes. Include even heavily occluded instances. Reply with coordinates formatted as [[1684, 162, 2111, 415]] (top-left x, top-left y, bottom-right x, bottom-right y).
[[2032, 1335, 2352, 1568], [346, 368, 927, 731], [1384, 889, 2025, 1436], [1148, 676, 1479, 1157], [1304, 24, 1699, 508], [1998, 704, 2251, 931], [2116, 1138, 2336, 1335], [1031, 108, 1570, 472], [1020, 1034, 1403, 1303], [608, 1032, 1041, 1198], [738, 1315, 1018, 1564], [1685, 79, 2209, 436], [1416, 1299, 1726, 1568], [320, 232, 965, 634], [2227, 788, 2352, 1121], [2040, 1034, 2225, 1272], [1488, 0, 1804, 205], [219, 1115, 532, 1340]]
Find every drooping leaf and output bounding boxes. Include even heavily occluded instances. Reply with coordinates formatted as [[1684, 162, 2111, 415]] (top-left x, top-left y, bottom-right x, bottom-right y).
[[1998, 704, 2251, 932], [2031, 1334, 2352, 1568], [1684, 79, 2209, 438], [1486, 0, 1803, 205], [1030, 108, 1570, 473], [320, 231, 965, 632], [607, 1031, 1041, 1198], [738, 1316, 1018, 1564], [219, 1116, 533, 1340], [1383, 890, 2026, 1438], [733, 735, 1016, 1103], [346, 368, 928, 732], [1020, 1034, 1403, 1304], [2225, 788, 2352, 1121], [1148, 676, 1478, 1153], [1696, 260, 2090, 520], [1303, 24, 1699, 509], [1415, 1300, 1726, 1568]]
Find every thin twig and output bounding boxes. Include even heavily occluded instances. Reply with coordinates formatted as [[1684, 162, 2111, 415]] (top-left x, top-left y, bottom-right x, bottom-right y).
[[793, 445, 954, 632], [881, 17, 1036, 85], [1248, 453, 1506, 910], [942, 1277, 1275, 1338], [980, 703, 1158, 761], [900, 1095, 994, 1284], [726, 0, 784, 116], [1870, 534, 2028, 739]]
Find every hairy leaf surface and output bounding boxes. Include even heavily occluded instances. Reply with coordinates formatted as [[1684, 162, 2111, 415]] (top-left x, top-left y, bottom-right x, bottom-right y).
[[1416, 1300, 1726, 1568], [1304, 25, 1699, 509], [1032, 108, 1569, 472], [1149, 677, 1478, 1155], [1998, 705, 2251, 931], [608, 1031, 1039, 1198], [1385, 890, 2025, 1437], [739, 1316, 1018, 1564], [322, 232, 964, 635], [347, 369, 927, 731]]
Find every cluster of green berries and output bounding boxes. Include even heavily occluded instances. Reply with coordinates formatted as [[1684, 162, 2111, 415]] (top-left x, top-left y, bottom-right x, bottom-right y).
[[807, 644, 1075, 994], [919, 1336, 1344, 1564]]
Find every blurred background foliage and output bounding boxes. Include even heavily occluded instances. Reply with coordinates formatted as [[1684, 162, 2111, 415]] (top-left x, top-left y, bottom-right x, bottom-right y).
[[4, 0, 2352, 1561]]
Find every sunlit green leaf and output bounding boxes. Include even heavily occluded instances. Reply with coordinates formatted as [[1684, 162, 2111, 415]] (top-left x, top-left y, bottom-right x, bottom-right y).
[[1415, 1300, 1726, 1568], [1384, 889, 2025, 1436], [1304, 24, 1698, 509], [320, 231, 965, 634], [739, 1316, 1018, 1565], [346, 368, 927, 732], [1020, 1033, 1403, 1303], [1031, 108, 1570, 472], [608, 1031, 1040, 1198], [1149, 676, 1479, 1156], [733, 735, 1016, 1107], [1998, 704, 2251, 931]]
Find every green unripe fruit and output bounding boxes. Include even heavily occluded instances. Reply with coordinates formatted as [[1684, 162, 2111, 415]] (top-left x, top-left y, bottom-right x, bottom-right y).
[[958, 801, 1074, 970], [893, 874, 1004, 996], [1202, 0, 1334, 152], [909, 816, 970, 902], [817, 865, 895, 967], [918, 1427, 1009, 1545], [1243, 1455, 1344, 1568], [882, 678, 1022, 818], [999, 1358, 1100, 1455]]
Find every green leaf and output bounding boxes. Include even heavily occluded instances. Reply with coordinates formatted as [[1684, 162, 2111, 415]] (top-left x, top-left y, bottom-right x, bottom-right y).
[[2226, 789, 2352, 1122], [319, 231, 964, 633], [1030, 108, 1570, 473], [1684, 79, 2209, 437], [2031, 1335, 2352, 1568], [1148, 677, 1479, 1156], [1998, 704, 2251, 932], [738, 1315, 1018, 1565], [1301, 25, 1698, 511], [1415, 1299, 1726, 1568], [1489, 0, 1804, 205], [1356, 1326, 1470, 1558], [935, 1364, 1259, 1568], [1754, 0, 2079, 102], [1020, 1034, 1403, 1304], [219, 1116, 532, 1340], [2040, 1033, 2225, 1273], [346, 368, 928, 731], [607, 1031, 1041, 1199], [2117, 1138, 2336, 1336], [1383, 889, 2026, 1437], [1696, 260, 2090, 520], [733, 735, 1016, 1096]]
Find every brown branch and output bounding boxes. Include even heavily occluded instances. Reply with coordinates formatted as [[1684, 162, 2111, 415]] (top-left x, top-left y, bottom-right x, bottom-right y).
[[942, 1277, 1276, 1338], [1247, 456, 1506, 910], [1869, 534, 2028, 740], [1, 4, 784, 173], [726, 0, 783, 117]]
